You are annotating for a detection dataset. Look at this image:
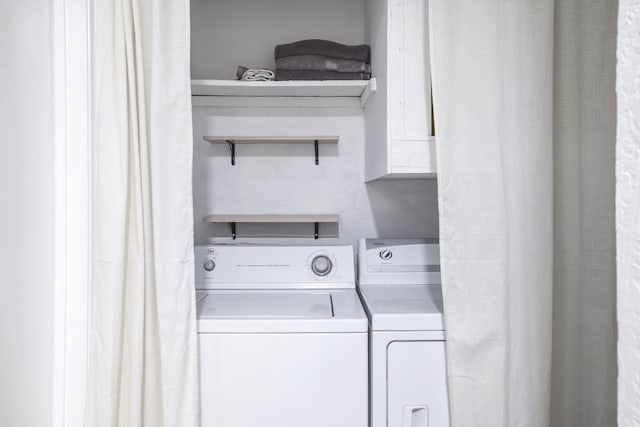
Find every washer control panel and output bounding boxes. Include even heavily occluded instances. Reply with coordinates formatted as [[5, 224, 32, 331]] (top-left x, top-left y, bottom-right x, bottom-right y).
[[195, 245, 354, 289]]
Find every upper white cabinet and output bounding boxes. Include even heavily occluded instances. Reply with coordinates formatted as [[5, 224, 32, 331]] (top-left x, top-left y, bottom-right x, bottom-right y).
[[364, 0, 435, 181]]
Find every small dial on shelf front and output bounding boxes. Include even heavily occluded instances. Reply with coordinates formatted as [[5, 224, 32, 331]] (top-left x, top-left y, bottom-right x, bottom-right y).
[[311, 255, 333, 276], [203, 259, 216, 272]]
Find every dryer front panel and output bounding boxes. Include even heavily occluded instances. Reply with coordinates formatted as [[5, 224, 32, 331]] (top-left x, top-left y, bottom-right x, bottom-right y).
[[387, 340, 450, 427]]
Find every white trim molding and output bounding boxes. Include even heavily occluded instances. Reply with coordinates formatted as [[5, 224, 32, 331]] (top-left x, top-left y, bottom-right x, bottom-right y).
[[52, 0, 91, 425]]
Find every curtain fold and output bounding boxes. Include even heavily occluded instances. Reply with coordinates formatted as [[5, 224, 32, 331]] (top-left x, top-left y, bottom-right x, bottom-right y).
[[85, 0, 198, 426], [430, 2, 554, 425], [430, 0, 616, 426]]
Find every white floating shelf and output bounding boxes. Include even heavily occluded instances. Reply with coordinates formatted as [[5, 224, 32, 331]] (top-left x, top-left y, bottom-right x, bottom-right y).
[[203, 214, 339, 223], [204, 214, 340, 240], [203, 136, 338, 144], [203, 136, 338, 165], [192, 78, 376, 108]]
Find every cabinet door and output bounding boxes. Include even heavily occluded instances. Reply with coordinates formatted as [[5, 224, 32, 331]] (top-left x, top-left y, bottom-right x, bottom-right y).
[[387, 340, 450, 427], [388, 0, 432, 141]]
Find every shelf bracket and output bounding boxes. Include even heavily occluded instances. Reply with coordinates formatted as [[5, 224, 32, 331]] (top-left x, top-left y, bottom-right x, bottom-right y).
[[314, 140, 319, 165], [230, 222, 237, 239], [314, 222, 319, 240], [226, 140, 236, 166]]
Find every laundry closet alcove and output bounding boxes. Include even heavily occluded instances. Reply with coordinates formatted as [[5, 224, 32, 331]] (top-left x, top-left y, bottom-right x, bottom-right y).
[[190, 0, 439, 245]]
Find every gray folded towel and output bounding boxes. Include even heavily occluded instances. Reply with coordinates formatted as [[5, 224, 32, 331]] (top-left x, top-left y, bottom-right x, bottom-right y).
[[276, 55, 371, 73], [275, 70, 371, 81], [275, 39, 370, 63]]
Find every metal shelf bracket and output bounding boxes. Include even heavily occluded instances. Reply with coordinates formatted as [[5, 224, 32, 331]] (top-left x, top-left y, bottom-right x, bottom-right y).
[[314, 140, 319, 165], [230, 222, 237, 239], [226, 140, 236, 165]]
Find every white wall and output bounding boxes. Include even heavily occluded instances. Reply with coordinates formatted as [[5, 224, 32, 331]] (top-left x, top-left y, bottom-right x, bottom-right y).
[[191, 0, 439, 246], [0, 0, 54, 425], [192, 107, 439, 246], [616, 0, 640, 424], [191, 0, 367, 79]]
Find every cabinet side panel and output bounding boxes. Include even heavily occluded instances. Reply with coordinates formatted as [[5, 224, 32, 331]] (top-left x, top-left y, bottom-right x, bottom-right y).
[[365, 0, 391, 181]]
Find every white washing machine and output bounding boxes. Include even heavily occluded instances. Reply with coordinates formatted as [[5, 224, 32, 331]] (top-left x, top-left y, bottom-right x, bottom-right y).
[[357, 239, 450, 427], [195, 244, 368, 427]]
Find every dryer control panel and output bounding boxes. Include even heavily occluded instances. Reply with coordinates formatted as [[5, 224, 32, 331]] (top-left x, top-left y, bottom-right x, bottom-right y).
[[195, 245, 355, 290], [358, 239, 441, 285]]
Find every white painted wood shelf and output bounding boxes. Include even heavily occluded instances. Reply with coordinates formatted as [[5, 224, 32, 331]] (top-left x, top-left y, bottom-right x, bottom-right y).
[[203, 214, 339, 223], [192, 79, 376, 108], [203, 214, 340, 240], [203, 135, 339, 165], [203, 136, 339, 143]]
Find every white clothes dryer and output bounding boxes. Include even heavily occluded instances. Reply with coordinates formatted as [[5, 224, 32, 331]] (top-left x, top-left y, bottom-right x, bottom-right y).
[[195, 244, 368, 427], [357, 239, 450, 427]]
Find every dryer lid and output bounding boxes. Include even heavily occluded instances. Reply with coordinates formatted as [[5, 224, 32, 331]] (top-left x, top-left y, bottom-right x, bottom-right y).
[[359, 285, 444, 331]]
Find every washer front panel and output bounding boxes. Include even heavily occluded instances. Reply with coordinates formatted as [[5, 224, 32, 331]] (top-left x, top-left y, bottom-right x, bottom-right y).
[[199, 331, 367, 427]]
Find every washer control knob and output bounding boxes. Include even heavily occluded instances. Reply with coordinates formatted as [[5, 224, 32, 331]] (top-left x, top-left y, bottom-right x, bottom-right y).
[[203, 259, 216, 272], [311, 255, 332, 276]]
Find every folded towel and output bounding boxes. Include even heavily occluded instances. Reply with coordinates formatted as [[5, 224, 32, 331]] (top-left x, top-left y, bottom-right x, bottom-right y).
[[275, 39, 370, 63], [276, 55, 371, 73], [275, 70, 370, 81], [236, 66, 275, 81]]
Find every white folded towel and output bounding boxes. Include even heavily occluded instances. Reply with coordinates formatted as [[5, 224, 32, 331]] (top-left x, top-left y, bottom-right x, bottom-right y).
[[240, 68, 275, 81]]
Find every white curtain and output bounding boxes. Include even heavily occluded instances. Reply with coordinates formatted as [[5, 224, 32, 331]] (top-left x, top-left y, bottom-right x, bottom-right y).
[[430, 1, 617, 426], [85, 0, 198, 426], [616, 0, 640, 424]]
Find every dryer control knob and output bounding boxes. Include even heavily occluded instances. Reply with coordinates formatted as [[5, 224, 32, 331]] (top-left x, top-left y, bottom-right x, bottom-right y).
[[203, 259, 216, 272], [311, 255, 332, 276]]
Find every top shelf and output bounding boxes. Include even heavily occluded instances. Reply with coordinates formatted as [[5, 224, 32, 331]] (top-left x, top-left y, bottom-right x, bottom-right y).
[[191, 78, 376, 108]]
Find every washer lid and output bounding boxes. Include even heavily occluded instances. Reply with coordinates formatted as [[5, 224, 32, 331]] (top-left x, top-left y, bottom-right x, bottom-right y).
[[199, 292, 332, 318], [359, 285, 444, 331], [197, 290, 368, 333]]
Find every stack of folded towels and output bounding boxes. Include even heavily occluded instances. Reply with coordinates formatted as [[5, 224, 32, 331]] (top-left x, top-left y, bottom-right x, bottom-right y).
[[274, 39, 371, 81]]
